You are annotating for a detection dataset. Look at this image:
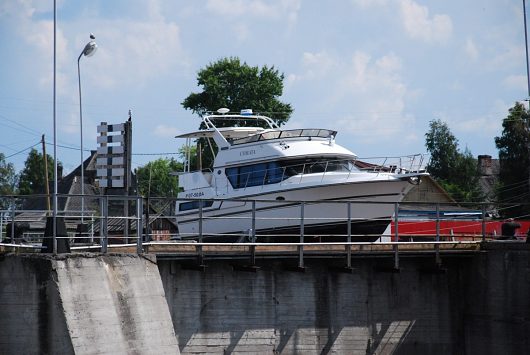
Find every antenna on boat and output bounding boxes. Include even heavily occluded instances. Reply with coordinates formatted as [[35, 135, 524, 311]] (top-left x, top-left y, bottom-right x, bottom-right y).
[[217, 108, 230, 114]]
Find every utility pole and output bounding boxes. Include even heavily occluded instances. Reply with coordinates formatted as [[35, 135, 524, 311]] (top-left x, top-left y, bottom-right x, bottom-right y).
[[523, 0, 530, 101], [41, 134, 51, 213], [524, 0, 530, 202]]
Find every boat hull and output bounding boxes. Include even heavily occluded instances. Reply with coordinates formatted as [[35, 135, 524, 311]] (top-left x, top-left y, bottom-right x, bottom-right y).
[[177, 178, 414, 242]]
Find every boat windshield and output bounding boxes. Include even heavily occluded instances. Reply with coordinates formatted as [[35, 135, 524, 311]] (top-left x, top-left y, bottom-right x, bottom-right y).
[[231, 128, 336, 145], [225, 157, 358, 189]]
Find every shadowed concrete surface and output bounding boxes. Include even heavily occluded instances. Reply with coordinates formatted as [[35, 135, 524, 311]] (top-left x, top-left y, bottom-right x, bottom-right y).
[[0, 254, 179, 355], [1, 246, 529, 354], [159, 245, 530, 355]]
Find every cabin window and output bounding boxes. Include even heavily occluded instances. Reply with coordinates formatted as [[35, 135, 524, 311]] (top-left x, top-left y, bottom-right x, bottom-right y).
[[226, 161, 285, 189], [225, 158, 358, 189], [179, 200, 214, 212]]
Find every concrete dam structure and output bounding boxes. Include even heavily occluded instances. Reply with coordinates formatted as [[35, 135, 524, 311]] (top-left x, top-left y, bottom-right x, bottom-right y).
[[1, 245, 529, 354], [0, 254, 179, 354]]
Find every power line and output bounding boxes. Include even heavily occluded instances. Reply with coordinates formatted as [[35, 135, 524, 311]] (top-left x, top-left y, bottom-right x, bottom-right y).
[[4, 142, 40, 159], [131, 152, 180, 156]]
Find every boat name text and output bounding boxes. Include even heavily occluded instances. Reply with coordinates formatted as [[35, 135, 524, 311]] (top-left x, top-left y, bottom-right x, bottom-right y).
[[240, 149, 256, 157], [185, 192, 205, 198]]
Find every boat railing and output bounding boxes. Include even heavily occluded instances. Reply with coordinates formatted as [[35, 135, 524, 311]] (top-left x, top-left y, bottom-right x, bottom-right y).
[[216, 154, 428, 193], [230, 128, 337, 145]]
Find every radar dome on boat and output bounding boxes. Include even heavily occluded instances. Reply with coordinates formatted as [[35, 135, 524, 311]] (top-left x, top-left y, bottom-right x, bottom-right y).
[[240, 109, 253, 116], [217, 108, 230, 114]]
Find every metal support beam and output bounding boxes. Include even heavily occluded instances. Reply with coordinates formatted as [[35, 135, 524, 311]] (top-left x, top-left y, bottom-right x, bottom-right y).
[[481, 204, 486, 242], [346, 201, 352, 269], [435, 203, 441, 266], [298, 202, 305, 269], [197, 201, 204, 266], [250, 200, 256, 266], [136, 196, 143, 254], [10, 196, 15, 243], [393, 202, 399, 270], [102, 195, 108, 253]]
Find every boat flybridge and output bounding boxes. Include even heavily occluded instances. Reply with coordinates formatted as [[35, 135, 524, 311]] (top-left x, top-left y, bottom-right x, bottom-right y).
[[174, 108, 428, 241]]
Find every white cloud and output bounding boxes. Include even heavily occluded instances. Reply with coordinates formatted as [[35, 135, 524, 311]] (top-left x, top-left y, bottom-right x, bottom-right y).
[[154, 124, 180, 138], [464, 37, 479, 61], [300, 51, 336, 79], [503, 75, 527, 91], [233, 23, 251, 41], [489, 44, 524, 70], [206, 0, 301, 27], [290, 50, 416, 145], [442, 99, 508, 139], [351, 0, 452, 43], [88, 19, 187, 89], [399, 0, 452, 43], [1, 0, 188, 92], [0, 1, 70, 92], [350, 0, 389, 8]]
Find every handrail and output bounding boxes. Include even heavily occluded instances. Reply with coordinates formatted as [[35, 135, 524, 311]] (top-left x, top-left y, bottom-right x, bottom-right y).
[[2, 194, 529, 270], [218, 155, 426, 191], [231, 128, 336, 145]]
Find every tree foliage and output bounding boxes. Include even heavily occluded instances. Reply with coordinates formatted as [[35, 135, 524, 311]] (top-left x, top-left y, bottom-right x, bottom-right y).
[[0, 153, 18, 209], [136, 158, 182, 198], [182, 57, 293, 126], [425, 119, 460, 181], [425, 119, 483, 203], [0, 153, 17, 195], [18, 148, 59, 196], [494, 102, 530, 217]]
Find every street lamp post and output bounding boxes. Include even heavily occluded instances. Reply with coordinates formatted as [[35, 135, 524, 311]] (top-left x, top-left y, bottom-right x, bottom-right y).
[[77, 34, 97, 230], [524, 0, 530, 100]]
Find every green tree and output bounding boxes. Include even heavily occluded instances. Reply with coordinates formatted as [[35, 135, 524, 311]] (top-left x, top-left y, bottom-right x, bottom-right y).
[[494, 102, 530, 218], [136, 158, 183, 213], [18, 148, 59, 195], [425, 119, 460, 181], [182, 57, 293, 126], [0, 153, 18, 209], [136, 158, 182, 198], [425, 119, 482, 203]]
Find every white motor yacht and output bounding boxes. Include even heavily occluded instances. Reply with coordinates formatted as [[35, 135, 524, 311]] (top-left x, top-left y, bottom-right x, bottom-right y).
[[174, 109, 427, 241]]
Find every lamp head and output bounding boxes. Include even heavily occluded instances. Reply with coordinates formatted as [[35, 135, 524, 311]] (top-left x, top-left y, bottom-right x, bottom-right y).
[[83, 41, 97, 57]]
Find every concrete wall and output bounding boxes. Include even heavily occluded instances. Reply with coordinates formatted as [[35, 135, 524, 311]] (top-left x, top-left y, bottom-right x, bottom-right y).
[[159, 247, 530, 355], [463, 245, 530, 354], [0, 254, 179, 355], [2, 247, 529, 355], [0, 255, 73, 354]]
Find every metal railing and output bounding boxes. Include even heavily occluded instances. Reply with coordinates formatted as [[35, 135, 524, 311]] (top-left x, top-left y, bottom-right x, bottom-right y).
[[0, 194, 527, 269], [212, 154, 427, 194]]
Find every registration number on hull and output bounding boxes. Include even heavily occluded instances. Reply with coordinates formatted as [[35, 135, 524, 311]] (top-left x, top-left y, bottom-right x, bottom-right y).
[[184, 192, 205, 198]]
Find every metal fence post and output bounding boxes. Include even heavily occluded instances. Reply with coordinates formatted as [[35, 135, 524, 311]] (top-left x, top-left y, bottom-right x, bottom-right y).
[[99, 193, 104, 250], [198, 199, 203, 242], [435, 203, 440, 241], [481, 203, 486, 242], [197, 200, 203, 265], [136, 196, 143, 254], [0, 211, 4, 242], [435, 203, 441, 266], [90, 213, 94, 244], [393, 202, 399, 270], [10, 196, 15, 244], [102, 195, 108, 253], [298, 202, 305, 269], [250, 200, 256, 266], [347, 201, 352, 269]]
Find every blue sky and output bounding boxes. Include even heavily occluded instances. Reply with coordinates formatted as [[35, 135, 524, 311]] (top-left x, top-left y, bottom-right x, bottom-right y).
[[0, 0, 527, 173]]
